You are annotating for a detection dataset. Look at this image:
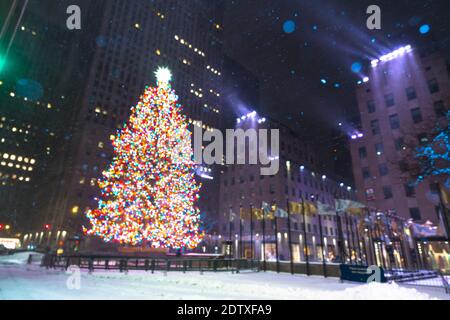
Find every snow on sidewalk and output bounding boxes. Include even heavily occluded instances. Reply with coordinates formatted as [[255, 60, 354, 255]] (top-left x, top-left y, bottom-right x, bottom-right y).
[[0, 253, 448, 300]]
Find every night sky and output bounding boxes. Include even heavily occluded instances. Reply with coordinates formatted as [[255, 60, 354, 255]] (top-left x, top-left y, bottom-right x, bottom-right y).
[[223, 0, 450, 138]]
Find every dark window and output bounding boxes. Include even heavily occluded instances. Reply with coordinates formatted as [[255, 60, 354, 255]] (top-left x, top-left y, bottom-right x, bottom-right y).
[[379, 163, 389, 176], [399, 160, 408, 172], [404, 183, 416, 198], [406, 86, 417, 100], [389, 114, 400, 129], [385, 94, 395, 107], [411, 108, 423, 123], [359, 147, 367, 159], [433, 101, 446, 117], [371, 120, 380, 135], [427, 79, 439, 94], [395, 137, 405, 151], [417, 133, 428, 145], [409, 208, 422, 221], [367, 100, 376, 113], [362, 167, 371, 179], [383, 186, 393, 199], [375, 143, 384, 155]]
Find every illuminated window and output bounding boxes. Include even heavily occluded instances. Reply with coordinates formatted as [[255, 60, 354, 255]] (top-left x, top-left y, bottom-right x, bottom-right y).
[[72, 206, 80, 214], [155, 49, 161, 56]]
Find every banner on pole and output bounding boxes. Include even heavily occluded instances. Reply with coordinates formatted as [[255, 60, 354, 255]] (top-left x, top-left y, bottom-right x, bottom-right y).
[[317, 201, 335, 216]]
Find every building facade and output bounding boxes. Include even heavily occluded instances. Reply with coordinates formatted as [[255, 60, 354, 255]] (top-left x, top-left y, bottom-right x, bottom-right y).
[[215, 114, 359, 263], [0, 0, 102, 236], [41, 1, 227, 248], [350, 47, 450, 223]]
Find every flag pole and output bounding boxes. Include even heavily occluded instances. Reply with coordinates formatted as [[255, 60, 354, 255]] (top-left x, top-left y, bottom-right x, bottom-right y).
[[286, 198, 294, 275], [344, 211, 353, 264], [359, 219, 369, 265], [273, 200, 280, 273], [367, 209, 377, 266], [375, 213, 387, 268], [301, 197, 310, 276], [239, 204, 243, 259], [316, 195, 327, 277], [262, 202, 266, 272], [353, 216, 363, 265], [335, 197, 346, 264], [250, 203, 254, 265], [229, 206, 233, 258]]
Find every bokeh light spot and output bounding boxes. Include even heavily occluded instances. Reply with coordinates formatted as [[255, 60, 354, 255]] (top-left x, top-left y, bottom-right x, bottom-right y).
[[419, 24, 430, 34], [351, 62, 362, 73], [283, 20, 296, 34]]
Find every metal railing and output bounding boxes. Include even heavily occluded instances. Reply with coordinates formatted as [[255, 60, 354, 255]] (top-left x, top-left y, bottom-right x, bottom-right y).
[[388, 268, 450, 294], [41, 254, 259, 274]]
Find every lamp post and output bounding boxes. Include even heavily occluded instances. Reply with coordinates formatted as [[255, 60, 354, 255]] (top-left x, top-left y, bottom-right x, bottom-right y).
[[273, 201, 280, 273], [286, 198, 294, 275]]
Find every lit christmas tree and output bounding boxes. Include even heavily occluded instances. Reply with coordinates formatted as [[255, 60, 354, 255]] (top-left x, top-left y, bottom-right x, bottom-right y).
[[83, 67, 203, 249]]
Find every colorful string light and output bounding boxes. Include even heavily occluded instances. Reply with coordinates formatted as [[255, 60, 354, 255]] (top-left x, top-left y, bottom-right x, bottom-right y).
[[83, 67, 203, 249]]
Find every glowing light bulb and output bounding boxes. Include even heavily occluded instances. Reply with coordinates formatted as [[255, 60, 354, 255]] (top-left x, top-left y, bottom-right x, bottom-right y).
[[154, 67, 172, 84]]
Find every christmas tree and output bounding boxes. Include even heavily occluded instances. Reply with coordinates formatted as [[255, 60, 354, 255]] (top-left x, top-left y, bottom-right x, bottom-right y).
[[83, 67, 203, 249]]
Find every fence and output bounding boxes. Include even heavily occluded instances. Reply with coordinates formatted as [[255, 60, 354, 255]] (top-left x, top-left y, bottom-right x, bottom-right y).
[[387, 268, 450, 294], [41, 254, 258, 274]]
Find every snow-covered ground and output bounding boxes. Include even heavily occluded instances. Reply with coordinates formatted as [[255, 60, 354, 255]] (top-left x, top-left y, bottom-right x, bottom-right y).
[[0, 252, 448, 300]]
